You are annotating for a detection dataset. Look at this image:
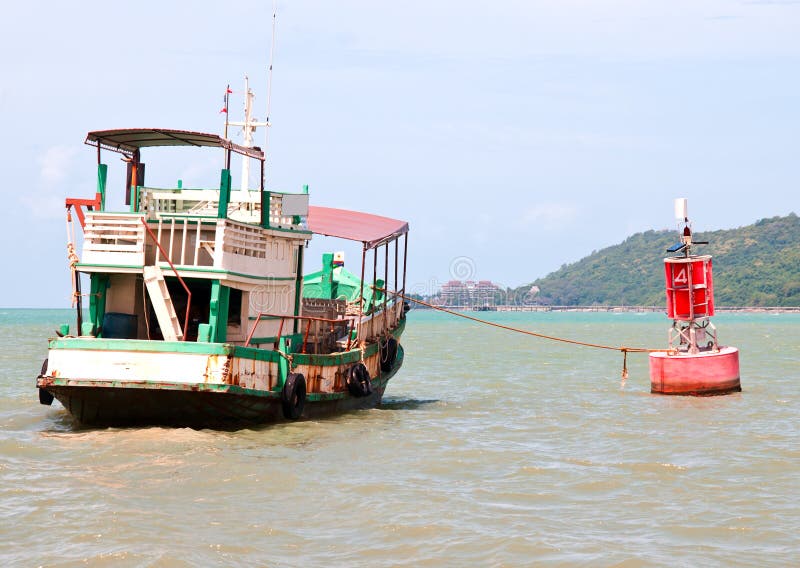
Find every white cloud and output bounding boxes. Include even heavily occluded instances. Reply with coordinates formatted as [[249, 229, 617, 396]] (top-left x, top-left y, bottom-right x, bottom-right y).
[[39, 145, 78, 184], [21, 145, 80, 219]]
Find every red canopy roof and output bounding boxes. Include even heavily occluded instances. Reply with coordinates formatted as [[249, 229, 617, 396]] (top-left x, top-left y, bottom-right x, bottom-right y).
[[307, 206, 409, 249]]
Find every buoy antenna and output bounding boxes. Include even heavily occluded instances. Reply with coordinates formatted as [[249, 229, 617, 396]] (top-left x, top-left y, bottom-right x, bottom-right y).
[[674, 197, 688, 221]]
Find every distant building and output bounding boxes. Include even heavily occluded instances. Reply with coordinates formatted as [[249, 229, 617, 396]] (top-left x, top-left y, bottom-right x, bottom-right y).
[[439, 279, 502, 307]]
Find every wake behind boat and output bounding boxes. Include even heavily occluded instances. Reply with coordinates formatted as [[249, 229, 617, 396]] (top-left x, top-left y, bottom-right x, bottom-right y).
[[36, 125, 409, 427]]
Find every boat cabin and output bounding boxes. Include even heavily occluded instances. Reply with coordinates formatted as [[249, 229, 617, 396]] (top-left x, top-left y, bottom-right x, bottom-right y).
[[66, 128, 408, 356]]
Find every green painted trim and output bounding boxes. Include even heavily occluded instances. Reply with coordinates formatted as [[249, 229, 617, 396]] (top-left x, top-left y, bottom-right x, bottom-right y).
[[218, 169, 231, 219], [293, 245, 304, 335], [246, 332, 303, 346], [130, 185, 140, 213], [197, 323, 212, 342], [48, 337, 236, 355], [246, 336, 277, 345], [320, 252, 333, 299], [97, 164, 108, 210], [209, 280, 230, 343], [169, 266, 297, 281], [262, 191, 270, 228], [230, 345, 282, 363], [89, 273, 109, 335], [42, 376, 350, 402], [259, 226, 312, 237], [74, 263, 297, 282], [277, 337, 288, 387], [43, 377, 274, 396], [75, 263, 144, 270]]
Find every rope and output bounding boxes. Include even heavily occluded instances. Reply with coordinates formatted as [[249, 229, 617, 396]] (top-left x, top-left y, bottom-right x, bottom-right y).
[[389, 291, 671, 378], [276, 349, 294, 371], [66, 209, 81, 307]]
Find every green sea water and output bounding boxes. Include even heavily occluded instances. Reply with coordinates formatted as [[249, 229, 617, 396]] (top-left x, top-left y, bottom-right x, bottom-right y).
[[1, 308, 798, 566]]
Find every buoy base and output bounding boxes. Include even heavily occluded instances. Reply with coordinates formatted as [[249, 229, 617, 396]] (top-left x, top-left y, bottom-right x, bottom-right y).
[[649, 346, 740, 396]]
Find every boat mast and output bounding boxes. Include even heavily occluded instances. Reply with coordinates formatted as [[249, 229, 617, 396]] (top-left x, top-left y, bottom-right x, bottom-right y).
[[223, 2, 276, 200], [225, 76, 269, 198]]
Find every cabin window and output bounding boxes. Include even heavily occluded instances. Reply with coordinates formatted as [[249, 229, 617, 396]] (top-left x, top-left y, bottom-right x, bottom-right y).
[[228, 288, 243, 326]]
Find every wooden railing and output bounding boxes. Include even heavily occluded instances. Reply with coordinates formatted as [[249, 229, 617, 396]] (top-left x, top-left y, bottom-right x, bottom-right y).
[[152, 217, 216, 268], [82, 212, 146, 265], [245, 297, 403, 353]]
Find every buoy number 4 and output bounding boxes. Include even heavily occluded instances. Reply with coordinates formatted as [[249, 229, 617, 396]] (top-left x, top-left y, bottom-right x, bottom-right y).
[[673, 267, 688, 285]]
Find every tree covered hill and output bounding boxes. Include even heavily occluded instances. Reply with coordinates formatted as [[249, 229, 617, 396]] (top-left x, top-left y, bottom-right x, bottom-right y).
[[516, 213, 800, 307]]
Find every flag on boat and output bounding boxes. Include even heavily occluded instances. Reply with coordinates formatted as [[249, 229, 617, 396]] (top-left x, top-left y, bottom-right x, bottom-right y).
[[220, 86, 232, 113]]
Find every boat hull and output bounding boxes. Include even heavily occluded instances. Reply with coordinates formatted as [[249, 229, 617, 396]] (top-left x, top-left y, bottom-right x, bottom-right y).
[[38, 346, 403, 428]]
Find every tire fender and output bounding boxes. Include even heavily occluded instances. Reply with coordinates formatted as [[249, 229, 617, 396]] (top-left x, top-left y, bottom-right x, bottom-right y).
[[281, 372, 306, 420], [346, 363, 372, 397]]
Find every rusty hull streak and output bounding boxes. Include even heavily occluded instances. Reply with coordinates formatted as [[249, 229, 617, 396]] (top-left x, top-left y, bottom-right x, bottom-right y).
[[233, 358, 258, 389], [221, 355, 233, 384], [204, 354, 233, 384]]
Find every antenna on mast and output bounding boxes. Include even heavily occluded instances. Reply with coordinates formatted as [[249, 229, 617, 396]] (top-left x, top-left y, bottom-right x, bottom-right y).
[[219, 2, 276, 200], [265, 0, 277, 153]]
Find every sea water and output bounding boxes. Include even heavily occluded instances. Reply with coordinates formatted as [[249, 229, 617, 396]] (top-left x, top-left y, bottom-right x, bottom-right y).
[[1, 309, 798, 567]]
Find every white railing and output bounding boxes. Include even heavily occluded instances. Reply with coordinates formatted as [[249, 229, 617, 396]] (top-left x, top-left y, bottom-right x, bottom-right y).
[[80, 191, 309, 278], [219, 220, 270, 260], [82, 212, 146, 265], [150, 217, 302, 278], [138, 187, 308, 231], [153, 217, 216, 268]]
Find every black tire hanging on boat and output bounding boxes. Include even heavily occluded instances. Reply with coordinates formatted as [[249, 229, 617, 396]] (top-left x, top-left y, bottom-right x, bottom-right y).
[[380, 337, 398, 373], [281, 372, 306, 420], [346, 363, 372, 398], [39, 388, 54, 406], [38, 358, 54, 406]]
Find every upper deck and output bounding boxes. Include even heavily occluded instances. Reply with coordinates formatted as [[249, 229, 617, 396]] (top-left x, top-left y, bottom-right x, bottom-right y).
[[75, 128, 312, 286]]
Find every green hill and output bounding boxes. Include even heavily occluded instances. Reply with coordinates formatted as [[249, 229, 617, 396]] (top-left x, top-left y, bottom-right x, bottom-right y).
[[516, 213, 800, 307]]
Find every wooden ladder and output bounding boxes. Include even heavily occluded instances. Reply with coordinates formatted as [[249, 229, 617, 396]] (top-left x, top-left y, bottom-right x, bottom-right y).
[[143, 265, 183, 341]]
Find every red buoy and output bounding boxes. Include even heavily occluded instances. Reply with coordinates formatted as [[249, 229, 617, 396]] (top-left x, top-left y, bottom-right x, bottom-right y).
[[648, 199, 741, 396]]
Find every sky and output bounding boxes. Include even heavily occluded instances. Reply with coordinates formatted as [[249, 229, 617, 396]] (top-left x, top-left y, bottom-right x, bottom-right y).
[[2, 0, 799, 307]]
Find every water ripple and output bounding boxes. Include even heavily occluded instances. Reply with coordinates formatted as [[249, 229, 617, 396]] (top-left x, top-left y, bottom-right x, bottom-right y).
[[1, 311, 799, 566]]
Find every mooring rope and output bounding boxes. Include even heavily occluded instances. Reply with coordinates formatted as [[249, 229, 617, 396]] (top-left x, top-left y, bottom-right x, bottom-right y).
[[386, 291, 672, 379], [65, 209, 81, 307]]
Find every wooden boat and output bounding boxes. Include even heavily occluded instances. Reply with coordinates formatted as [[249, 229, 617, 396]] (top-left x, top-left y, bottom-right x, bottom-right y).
[[36, 126, 409, 427]]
